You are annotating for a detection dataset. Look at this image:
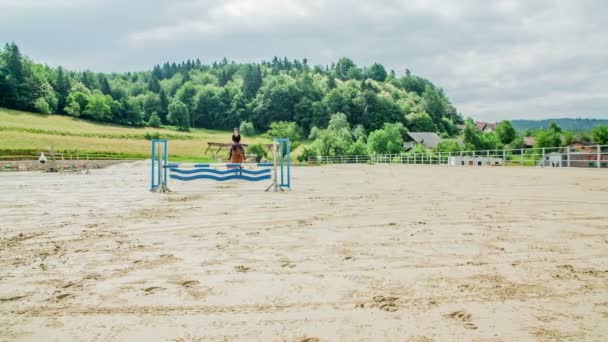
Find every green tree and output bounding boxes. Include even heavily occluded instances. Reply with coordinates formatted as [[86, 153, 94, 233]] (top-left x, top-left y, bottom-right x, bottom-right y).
[[192, 85, 226, 128], [168, 100, 190, 131], [99, 74, 112, 95], [239, 121, 256, 135], [175, 81, 198, 114], [367, 123, 405, 154], [251, 74, 301, 130], [592, 125, 608, 145], [241, 64, 262, 98], [148, 113, 162, 128], [406, 112, 437, 132], [297, 146, 319, 162], [347, 138, 368, 155], [534, 129, 561, 148], [158, 88, 170, 123], [435, 141, 463, 152], [142, 92, 161, 121], [247, 143, 267, 162], [148, 75, 161, 93], [366, 63, 387, 82], [54, 67, 70, 114], [83, 90, 112, 121], [495, 121, 517, 145], [334, 57, 357, 80], [422, 85, 445, 126], [34, 98, 51, 114], [64, 101, 81, 117], [266, 121, 302, 149]]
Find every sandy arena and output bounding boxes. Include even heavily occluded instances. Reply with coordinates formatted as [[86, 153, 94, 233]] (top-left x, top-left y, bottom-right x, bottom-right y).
[[1, 163, 607, 341]]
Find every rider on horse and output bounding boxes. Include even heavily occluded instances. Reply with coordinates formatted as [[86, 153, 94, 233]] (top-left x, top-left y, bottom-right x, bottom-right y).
[[229, 127, 244, 161]]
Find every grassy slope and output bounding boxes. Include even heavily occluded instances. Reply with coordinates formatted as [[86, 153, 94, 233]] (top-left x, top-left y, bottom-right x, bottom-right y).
[[0, 108, 272, 160]]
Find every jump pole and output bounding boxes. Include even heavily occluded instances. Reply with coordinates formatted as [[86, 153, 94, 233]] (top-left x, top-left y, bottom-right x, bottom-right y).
[[151, 138, 291, 192], [150, 139, 171, 193]]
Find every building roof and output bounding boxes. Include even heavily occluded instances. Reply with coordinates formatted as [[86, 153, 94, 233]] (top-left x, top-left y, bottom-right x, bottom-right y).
[[476, 121, 497, 131], [523, 137, 536, 147], [404, 132, 442, 148]]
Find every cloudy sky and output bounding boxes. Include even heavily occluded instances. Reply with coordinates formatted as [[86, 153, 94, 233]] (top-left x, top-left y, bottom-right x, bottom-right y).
[[1, 0, 606, 120]]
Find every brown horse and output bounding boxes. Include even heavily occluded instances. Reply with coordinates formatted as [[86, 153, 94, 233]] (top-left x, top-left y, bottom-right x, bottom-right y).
[[229, 144, 245, 164]]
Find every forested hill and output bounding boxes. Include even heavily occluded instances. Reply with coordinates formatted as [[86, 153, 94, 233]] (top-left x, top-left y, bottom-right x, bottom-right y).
[[511, 118, 608, 132], [0, 42, 463, 137]]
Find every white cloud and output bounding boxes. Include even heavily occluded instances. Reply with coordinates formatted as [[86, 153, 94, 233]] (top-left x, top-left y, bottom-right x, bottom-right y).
[[1, 0, 607, 120]]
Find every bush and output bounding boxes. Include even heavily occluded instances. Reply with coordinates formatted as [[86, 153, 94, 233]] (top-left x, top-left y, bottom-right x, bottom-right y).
[[148, 114, 162, 128], [297, 146, 318, 162], [239, 121, 256, 136], [144, 131, 161, 140], [347, 138, 368, 155], [265, 121, 302, 149], [34, 98, 51, 114], [308, 126, 320, 140], [367, 123, 405, 154], [247, 143, 267, 162]]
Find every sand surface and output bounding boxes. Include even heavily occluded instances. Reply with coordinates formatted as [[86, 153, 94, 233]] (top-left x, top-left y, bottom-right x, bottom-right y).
[[1, 163, 607, 341]]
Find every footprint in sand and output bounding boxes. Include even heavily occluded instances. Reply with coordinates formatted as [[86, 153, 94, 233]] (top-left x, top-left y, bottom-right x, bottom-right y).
[[280, 260, 296, 268], [444, 310, 478, 330], [55, 293, 75, 301], [235, 265, 251, 273], [180, 280, 200, 288], [370, 296, 400, 312], [0, 295, 27, 302], [143, 287, 164, 294], [300, 338, 321, 342]]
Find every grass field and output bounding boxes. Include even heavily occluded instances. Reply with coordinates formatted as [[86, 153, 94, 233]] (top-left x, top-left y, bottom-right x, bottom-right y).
[[0, 108, 273, 160]]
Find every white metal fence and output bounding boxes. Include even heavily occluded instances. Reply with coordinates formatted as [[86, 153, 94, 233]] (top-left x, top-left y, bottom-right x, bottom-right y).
[[308, 145, 608, 169]]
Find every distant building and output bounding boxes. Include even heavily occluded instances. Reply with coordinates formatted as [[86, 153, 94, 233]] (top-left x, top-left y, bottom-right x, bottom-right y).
[[475, 121, 497, 132], [523, 137, 536, 148], [539, 142, 605, 168], [567, 141, 597, 153], [403, 132, 442, 150]]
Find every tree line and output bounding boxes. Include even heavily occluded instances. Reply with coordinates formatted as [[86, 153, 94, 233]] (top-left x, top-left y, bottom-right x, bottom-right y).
[[0, 42, 464, 138]]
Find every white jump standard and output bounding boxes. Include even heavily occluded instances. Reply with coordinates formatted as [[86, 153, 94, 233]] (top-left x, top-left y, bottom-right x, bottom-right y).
[[150, 138, 291, 192]]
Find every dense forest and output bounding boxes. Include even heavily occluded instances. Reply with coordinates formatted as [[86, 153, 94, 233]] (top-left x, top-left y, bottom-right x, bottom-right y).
[[511, 119, 608, 132], [0, 42, 463, 138], [2, 42, 606, 160]]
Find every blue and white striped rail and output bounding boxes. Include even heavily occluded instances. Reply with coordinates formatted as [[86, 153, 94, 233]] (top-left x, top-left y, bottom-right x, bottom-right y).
[[168, 163, 272, 182]]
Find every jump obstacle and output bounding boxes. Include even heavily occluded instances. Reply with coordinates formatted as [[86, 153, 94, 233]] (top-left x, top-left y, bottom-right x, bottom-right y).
[[150, 138, 291, 192]]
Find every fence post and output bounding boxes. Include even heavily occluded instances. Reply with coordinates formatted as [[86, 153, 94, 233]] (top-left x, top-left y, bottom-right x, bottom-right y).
[[567, 146, 571, 167], [598, 145, 601, 169], [542, 148, 545, 167], [503, 149, 506, 166], [520, 149, 524, 166]]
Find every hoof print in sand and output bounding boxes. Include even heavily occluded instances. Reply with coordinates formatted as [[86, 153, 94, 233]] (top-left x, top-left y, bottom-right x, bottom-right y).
[[235, 265, 251, 273], [370, 296, 399, 312], [0, 295, 27, 302], [180, 280, 200, 288], [444, 310, 478, 330], [55, 293, 75, 301], [143, 286, 164, 294]]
